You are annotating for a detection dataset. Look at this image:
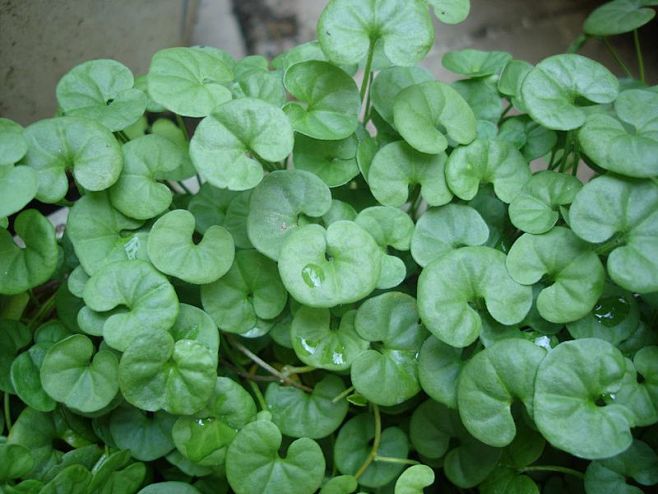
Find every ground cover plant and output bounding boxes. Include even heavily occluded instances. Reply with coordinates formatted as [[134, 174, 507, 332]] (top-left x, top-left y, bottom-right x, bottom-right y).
[[1, 0, 658, 492]]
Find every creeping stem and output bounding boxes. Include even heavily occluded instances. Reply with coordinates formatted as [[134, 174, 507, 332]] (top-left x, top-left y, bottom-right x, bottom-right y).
[[354, 404, 381, 479]]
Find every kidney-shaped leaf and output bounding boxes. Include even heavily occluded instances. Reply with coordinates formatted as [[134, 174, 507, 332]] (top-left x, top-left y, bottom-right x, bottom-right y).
[[521, 54, 618, 130], [278, 222, 382, 308], [584, 0, 658, 36], [446, 139, 531, 203], [226, 417, 325, 494], [284, 61, 360, 140], [317, 0, 434, 67], [81, 260, 179, 351], [457, 338, 546, 447], [56, 59, 146, 131], [0, 210, 58, 295], [569, 175, 658, 293], [369, 141, 452, 207], [247, 170, 332, 260], [0, 117, 28, 165], [293, 133, 360, 187], [442, 49, 512, 78], [418, 246, 532, 348], [534, 338, 634, 459], [190, 98, 294, 191], [40, 334, 119, 413], [148, 209, 235, 284], [506, 227, 606, 323], [395, 465, 435, 494], [393, 81, 477, 154], [23, 117, 123, 203], [148, 47, 234, 117]]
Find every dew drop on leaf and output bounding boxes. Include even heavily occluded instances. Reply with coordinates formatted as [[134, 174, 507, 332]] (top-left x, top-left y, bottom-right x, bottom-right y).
[[593, 296, 630, 327], [302, 263, 325, 288]]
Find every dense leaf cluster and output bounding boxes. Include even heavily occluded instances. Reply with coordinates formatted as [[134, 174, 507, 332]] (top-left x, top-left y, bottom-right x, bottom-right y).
[[1, 0, 658, 492]]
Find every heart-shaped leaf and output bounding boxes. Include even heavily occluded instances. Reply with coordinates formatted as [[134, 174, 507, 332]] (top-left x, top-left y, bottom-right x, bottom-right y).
[[317, 0, 434, 67], [534, 338, 634, 459], [147, 209, 235, 284], [506, 227, 606, 323], [109, 405, 176, 461], [11, 344, 57, 412], [569, 175, 658, 293], [293, 133, 360, 187], [40, 334, 119, 413], [148, 47, 234, 117], [0, 117, 28, 165], [56, 59, 146, 131], [584, 0, 658, 36], [452, 78, 504, 125], [283, 61, 360, 140], [291, 307, 368, 371], [351, 292, 426, 406], [427, 0, 470, 24], [0, 210, 58, 295], [394, 465, 435, 494], [520, 54, 618, 130], [418, 246, 532, 348], [509, 171, 582, 234], [187, 183, 238, 234], [393, 81, 477, 154], [247, 170, 332, 260], [442, 49, 512, 77], [22, 117, 123, 203], [445, 139, 531, 203], [457, 338, 546, 447], [616, 346, 658, 426], [150, 118, 196, 180], [190, 98, 294, 191], [226, 416, 325, 494], [371, 66, 434, 127], [119, 330, 216, 415], [201, 249, 287, 334], [278, 222, 382, 308], [579, 88, 658, 178], [411, 204, 489, 267], [0, 164, 37, 218], [497, 60, 533, 100], [81, 260, 179, 351], [369, 141, 452, 207]]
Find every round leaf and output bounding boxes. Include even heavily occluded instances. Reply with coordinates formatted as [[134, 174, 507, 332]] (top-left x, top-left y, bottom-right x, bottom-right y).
[[442, 49, 512, 78], [0, 117, 28, 165], [584, 0, 658, 36], [394, 465, 435, 494], [0, 165, 37, 218]]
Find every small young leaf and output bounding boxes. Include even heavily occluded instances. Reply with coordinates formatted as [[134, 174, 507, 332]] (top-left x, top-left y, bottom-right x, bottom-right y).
[[584, 0, 658, 36], [394, 464, 435, 494], [371, 66, 434, 127], [427, 0, 470, 24]]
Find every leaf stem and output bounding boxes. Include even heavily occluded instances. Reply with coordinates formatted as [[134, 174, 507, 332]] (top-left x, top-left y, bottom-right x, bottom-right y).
[[176, 114, 189, 141], [246, 364, 268, 411], [4, 393, 12, 431], [331, 385, 355, 403], [196, 173, 203, 189], [602, 37, 633, 79], [521, 465, 584, 479], [354, 404, 381, 480], [280, 365, 316, 376], [227, 337, 313, 392], [360, 40, 376, 103], [501, 102, 513, 118], [374, 455, 419, 466], [176, 180, 193, 195], [27, 290, 58, 330], [633, 30, 645, 84]]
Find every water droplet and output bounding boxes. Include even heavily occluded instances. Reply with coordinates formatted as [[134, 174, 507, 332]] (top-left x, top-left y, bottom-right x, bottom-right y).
[[331, 351, 345, 365], [593, 296, 630, 327], [302, 263, 324, 288], [123, 235, 141, 260], [195, 417, 215, 427], [534, 335, 552, 351]]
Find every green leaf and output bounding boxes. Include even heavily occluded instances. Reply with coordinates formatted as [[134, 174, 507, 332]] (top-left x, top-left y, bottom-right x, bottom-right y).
[[442, 49, 512, 77], [0, 319, 31, 392], [187, 183, 237, 234], [67, 192, 146, 275], [190, 98, 294, 191], [291, 307, 368, 371], [278, 222, 382, 308], [118, 330, 216, 415], [284, 61, 360, 140], [427, 0, 470, 24], [585, 461, 642, 494], [147, 209, 235, 284], [201, 249, 287, 334], [293, 133, 360, 187], [319, 476, 358, 494], [506, 227, 606, 323], [334, 413, 409, 488], [40, 334, 119, 413], [534, 338, 634, 459], [457, 338, 546, 447], [226, 417, 325, 494], [7, 407, 61, 479], [452, 78, 504, 125], [351, 292, 425, 406], [317, 0, 434, 67], [56, 59, 146, 131], [81, 260, 179, 351], [369, 141, 452, 207], [418, 336, 464, 408], [0, 444, 34, 481], [134, 74, 166, 113], [520, 54, 619, 130], [569, 175, 658, 293], [0, 117, 28, 165], [138, 482, 201, 494], [371, 66, 434, 127], [394, 465, 435, 494], [599, 438, 658, 486], [150, 118, 196, 180], [445, 139, 531, 203], [498, 60, 533, 100], [109, 405, 175, 461], [266, 374, 349, 439], [247, 170, 332, 260], [418, 246, 532, 348], [509, 171, 582, 234], [393, 81, 477, 154], [0, 210, 58, 295], [0, 165, 37, 219], [479, 467, 539, 494], [11, 344, 58, 412], [411, 204, 489, 267], [616, 347, 658, 426], [109, 134, 183, 220], [40, 464, 92, 494], [578, 88, 658, 178], [22, 117, 123, 203], [584, 0, 658, 36], [148, 47, 234, 117]]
